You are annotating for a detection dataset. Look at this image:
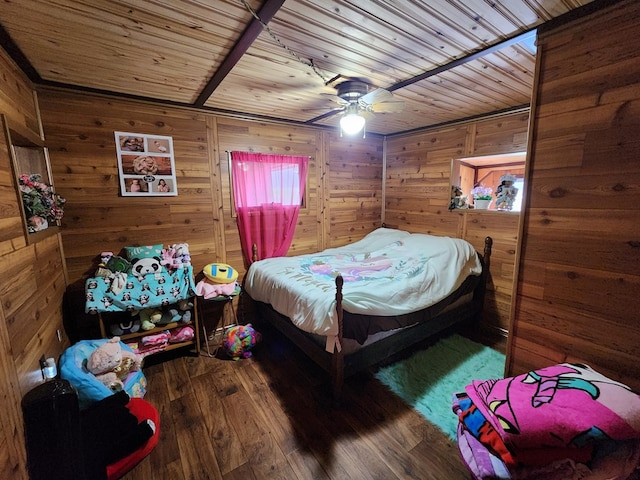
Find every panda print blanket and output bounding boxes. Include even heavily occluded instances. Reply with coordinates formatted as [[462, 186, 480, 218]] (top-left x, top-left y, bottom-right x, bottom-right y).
[[85, 265, 196, 314]]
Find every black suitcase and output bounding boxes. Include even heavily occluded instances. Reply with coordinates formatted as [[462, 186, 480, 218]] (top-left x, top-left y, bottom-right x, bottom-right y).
[[22, 379, 84, 480]]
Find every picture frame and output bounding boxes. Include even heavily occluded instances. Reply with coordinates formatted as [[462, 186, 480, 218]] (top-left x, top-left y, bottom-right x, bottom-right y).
[[115, 131, 178, 196]]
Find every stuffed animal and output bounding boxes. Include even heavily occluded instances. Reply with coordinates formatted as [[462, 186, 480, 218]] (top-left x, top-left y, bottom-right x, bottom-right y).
[[449, 185, 469, 210], [170, 243, 191, 268], [169, 298, 193, 323], [223, 324, 261, 360], [203, 263, 238, 284], [160, 245, 180, 270], [138, 308, 162, 330], [129, 256, 163, 281], [106, 255, 131, 274], [155, 299, 193, 326], [109, 317, 142, 336], [87, 337, 143, 392]]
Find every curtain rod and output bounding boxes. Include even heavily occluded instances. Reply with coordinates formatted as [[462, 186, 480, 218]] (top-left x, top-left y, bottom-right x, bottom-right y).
[[226, 150, 311, 158]]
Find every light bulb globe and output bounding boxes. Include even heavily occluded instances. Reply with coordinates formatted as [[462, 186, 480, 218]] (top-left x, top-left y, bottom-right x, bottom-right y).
[[340, 113, 366, 135]]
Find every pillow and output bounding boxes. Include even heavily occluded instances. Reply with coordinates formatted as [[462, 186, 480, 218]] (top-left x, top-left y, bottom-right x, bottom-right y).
[[124, 244, 163, 261], [125, 245, 164, 279], [106, 398, 160, 480], [203, 263, 238, 284]]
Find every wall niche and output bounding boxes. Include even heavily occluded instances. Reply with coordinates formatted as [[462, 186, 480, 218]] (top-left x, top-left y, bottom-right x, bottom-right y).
[[451, 152, 526, 212], [2, 114, 63, 243]]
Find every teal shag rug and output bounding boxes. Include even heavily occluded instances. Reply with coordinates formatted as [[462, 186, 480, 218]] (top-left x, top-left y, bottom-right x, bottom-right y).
[[374, 334, 505, 440]]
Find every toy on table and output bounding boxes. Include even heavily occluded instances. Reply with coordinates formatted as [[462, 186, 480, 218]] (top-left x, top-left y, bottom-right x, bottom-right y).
[[196, 263, 240, 299], [223, 324, 261, 360], [160, 246, 179, 270], [87, 337, 143, 392]]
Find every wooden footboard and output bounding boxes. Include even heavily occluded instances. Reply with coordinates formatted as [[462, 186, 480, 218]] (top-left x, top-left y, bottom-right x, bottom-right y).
[[250, 236, 493, 402]]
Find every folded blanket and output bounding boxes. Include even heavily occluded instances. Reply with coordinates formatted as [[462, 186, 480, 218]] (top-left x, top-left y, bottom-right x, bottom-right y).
[[465, 363, 640, 451], [454, 392, 593, 467], [454, 392, 516, 466]]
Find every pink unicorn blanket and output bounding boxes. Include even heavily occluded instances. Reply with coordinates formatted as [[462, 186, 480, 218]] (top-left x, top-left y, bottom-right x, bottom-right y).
[[465, 363, 640, 451]]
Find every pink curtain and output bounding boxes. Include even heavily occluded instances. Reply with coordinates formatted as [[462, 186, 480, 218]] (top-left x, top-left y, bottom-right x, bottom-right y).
[[231, 151, 308, 265]]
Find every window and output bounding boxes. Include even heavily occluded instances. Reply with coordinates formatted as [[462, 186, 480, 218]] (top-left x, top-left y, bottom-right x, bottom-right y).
[[235, 162, 303, 208], [230, 151, 309, 263]]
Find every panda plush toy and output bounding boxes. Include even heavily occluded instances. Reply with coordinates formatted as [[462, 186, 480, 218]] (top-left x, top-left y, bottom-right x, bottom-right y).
[[129, 257, 162, 281]]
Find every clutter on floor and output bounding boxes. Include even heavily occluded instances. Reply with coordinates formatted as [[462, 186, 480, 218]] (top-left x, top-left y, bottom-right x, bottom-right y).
[[453, 363, 640, 479]]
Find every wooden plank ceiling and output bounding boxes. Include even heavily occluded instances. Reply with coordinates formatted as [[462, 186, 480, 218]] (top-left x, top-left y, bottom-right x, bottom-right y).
[[0, 0, 595, 135]]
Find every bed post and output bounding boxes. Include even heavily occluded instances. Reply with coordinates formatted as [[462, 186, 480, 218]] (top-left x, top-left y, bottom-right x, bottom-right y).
[[483, 236, 492, 273], [332, 274, 345, 403], [474, 236, 493, 319]]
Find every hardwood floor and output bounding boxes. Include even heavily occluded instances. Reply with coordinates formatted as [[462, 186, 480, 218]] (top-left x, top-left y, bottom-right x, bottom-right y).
[[122, 323, 497, 480]]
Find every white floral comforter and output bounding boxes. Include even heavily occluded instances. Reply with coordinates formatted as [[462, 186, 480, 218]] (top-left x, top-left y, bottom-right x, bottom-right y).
[[244, 228, 482, 338]]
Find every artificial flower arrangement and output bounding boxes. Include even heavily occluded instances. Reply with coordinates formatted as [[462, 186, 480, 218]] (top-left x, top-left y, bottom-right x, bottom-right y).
[[470, 185, 493, 200], [19, 173, 66, 233]]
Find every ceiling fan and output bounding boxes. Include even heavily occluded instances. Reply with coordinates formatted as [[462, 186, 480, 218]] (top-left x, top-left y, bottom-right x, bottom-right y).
[[308, 78, 405, 135]]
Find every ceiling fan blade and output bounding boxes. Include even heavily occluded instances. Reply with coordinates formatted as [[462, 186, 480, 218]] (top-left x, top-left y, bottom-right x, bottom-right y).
[[359, 88, 394, 105], [359, 110, 374, 120], [320, 93, 350, 105], [368, 100, 405, 113]]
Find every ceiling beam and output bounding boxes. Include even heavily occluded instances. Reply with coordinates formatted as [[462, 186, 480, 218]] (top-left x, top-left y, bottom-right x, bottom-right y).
[[388, 29, 537, 92], [306, 30, 536, 125], [0, 24, 41, 82], [194, 0, 286, 107]]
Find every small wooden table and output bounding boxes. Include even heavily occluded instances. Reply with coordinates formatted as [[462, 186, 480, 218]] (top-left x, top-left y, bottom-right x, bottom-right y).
[[197, 285, 241, 357]]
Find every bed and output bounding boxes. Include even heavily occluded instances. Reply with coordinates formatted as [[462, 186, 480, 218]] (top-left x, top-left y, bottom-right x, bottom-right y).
[[243, 228, 493, 400]]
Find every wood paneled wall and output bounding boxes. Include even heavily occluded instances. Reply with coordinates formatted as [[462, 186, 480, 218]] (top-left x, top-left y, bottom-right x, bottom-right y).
[[0, 48, 68, 480], [385, 112, 529, 336], [0, 43, 525, 480], [40, 92, 217, 287], [2, 3, 637, 478], [38, 91, 384, 292], [40, 85, 523, 341], [0, 64, 383, 477], [507, 0, 640, 392]]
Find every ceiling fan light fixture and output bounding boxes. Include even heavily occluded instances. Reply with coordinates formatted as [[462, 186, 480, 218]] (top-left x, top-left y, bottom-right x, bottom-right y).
[[340, 113, 365, 135], [340, 104, 365, 136]]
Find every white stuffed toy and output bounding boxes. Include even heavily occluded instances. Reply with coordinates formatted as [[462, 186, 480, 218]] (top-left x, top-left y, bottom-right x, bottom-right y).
[[87, 337, 143, 392], [170, 243, 191, 268]]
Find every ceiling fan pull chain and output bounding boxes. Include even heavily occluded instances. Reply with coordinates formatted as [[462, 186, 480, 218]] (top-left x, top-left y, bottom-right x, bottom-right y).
[[240, 0, 330, 85]]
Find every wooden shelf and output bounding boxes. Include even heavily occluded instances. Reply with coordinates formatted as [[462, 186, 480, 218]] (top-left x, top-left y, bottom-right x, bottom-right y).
[[96, 297, 201, 358], [7, 119, 44, 147], [118, 320, 195, 342], [25, 225, 60, 243]]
